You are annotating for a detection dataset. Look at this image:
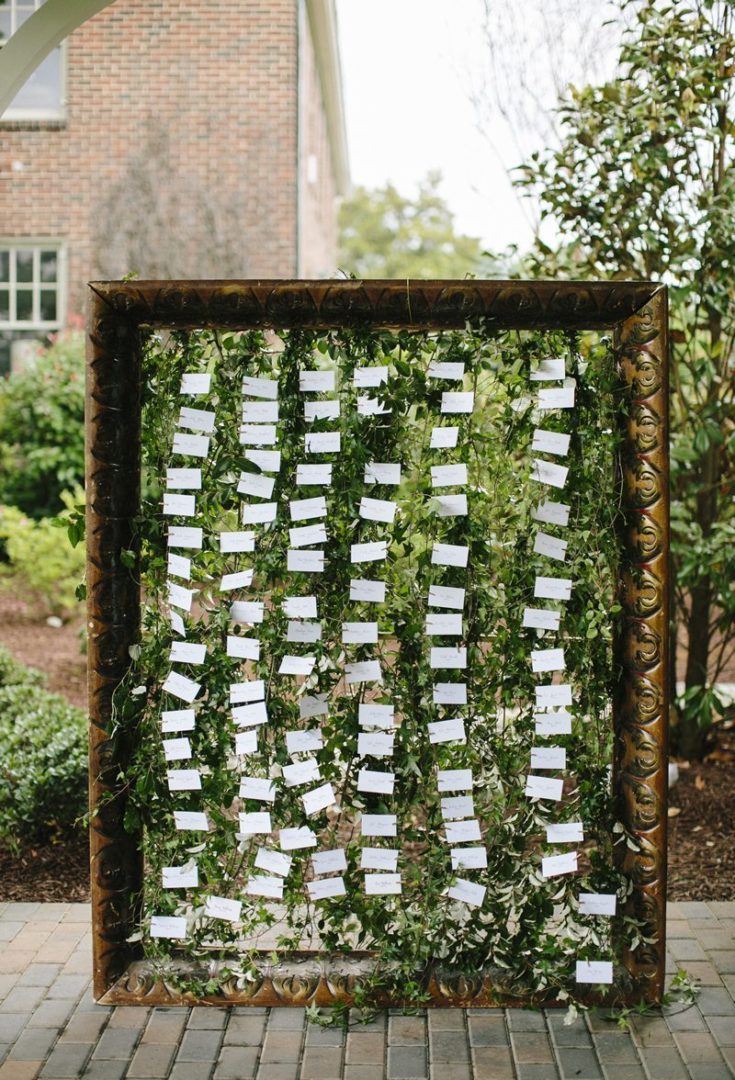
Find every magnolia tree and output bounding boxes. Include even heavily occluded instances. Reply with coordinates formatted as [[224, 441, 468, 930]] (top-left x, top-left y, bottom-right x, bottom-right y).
[[514, 0, 735, 756]]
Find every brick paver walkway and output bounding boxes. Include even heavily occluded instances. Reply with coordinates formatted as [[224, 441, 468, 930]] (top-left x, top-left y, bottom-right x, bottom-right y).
[[0, 901, 733, 1079]]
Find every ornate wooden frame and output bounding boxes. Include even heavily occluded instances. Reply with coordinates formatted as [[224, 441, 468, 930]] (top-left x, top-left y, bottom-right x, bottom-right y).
[[86, 279, 669, 1007]]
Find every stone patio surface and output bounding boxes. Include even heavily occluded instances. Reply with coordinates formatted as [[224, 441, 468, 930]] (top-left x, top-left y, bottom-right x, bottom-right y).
[[0, 900, 733, 1079]]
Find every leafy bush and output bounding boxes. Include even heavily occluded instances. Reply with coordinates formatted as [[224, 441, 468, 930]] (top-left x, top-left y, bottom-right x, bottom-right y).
[[0, 332, 85, 518], [0, 646, 46, 689], [0, 661, 87, 849], [0, 489, 86, 618]]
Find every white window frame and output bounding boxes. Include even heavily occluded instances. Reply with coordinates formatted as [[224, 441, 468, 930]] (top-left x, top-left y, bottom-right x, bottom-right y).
[[0, 0, 67, 122], [0, 240, 67, 331]]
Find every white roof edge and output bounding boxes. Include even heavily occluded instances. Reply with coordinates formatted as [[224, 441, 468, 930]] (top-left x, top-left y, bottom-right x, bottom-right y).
[[305, 0, 350, 196]]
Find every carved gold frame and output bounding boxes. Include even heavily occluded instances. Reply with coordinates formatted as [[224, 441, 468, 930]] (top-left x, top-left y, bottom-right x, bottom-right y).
[[86, 279, 669, 1007]]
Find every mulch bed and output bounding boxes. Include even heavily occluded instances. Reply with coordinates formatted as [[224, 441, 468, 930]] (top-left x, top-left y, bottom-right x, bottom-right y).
[[668, 755, 735, 900], [0, 832, 90, 902]]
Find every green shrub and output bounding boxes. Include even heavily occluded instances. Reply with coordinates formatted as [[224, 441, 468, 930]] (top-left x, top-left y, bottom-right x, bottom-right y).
[[0, 646, 46, 689], [0, 489, 86, 618], [0, 332, 85, 518], [0, 681, 87, 849]]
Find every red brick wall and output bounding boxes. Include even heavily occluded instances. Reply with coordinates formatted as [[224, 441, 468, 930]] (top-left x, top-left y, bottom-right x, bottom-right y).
[[0, 0, 338, 320]]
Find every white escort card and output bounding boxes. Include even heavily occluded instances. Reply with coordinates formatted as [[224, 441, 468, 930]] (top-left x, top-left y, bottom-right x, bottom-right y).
[[169, 642, 206, 666], [312, 849, 348, 875], [299, 369, 335, 392], [425, 613, 463, 636], [538, 386, 575, 410], [163, 493, 196, 517], [359, 497, 397, 523], [305, 399, 340, 421], [305, 431, 341, 453], [282, 758, 321, 787], [205, 895, 242, 922], [168, 583, 194, 613], [428, 585, 465, 610], [432, 494, 468, 518], [296, 464, 332, 486], [358, 703, 395, 728], [151, 916, 187, 939], [289, 524, 327, 548], [530, 357, 565, 381], [242, 375, 279, 398], [431, 463, 468, 488], [220, 570, 255, 592], [535, 710, 573, 736], [364, 462, 402, 485], [237, 472, 275, 499], [535, 684, 573, 709], [231, 700, 268, 727], [245, 449, 281, 471], [170, 610, 186, 636], [430, 647, 467, 669], [437, 769, 473, 791], [300, 694, 329, 719], [354, 365, 389, 387], [290, 496, 327, 520], [431, 543, 469, 567], [287, 620, 322, 643], [365, 873, 402, 895], [172, 433, 209, 458], [286, 729, 323, 753], [361, 848, 399, 871], [357, 769, 395, 795], [575, 960, 613, 984], [441, 391, 474, 414], [444, 819, 481, 844], [522, 607, 561, 631], [278, 655, 316, 676], [531, 459, 569, 489], [358, 396, 390, 416], [534, 576, 572, 601], [579, 893, 617, 916], [240, 424, 277, 446], [301, 782, 337, 815], [530, 746, 567, 770], [447, 879, 486, 907], [230, 680, 265, 703], [238, 811, 272, 835], [427, 361, 465, 379], [433, 683, 467, 705], [287, 550, 325, 572], [308, 877, 347, 900], [174, 811, 208, 831], [361, 813, 397, 837], [533, 499, 571, 527], [524, 774, 564, 801], [242, 400, 279, 423], [234, 729, 259, 755], [345, 660, 382, 685], [163, 738, 191, 761], [441, 795, 474, 819], [226, 636, 260, 661], [350, 578, 386, 602], [283, 595, 318, 618], [168, 554, 191, 580], [342, 621, 378, 644], [532, 429, 571, 456], [534, 532, 568, 562], [279, 826, 317, 850], [161, 709, 196, 733], [167, 769, 201, 791], [219, 530, 255, 553], [546, 822, 584, 844], [255, 848, 293, 877], [531, 648, 566, 673], [166, 467, 202, 490], [162, 863, 198, 888], [230, 600, 265, 624], [358, 731, 394, 757], [179, 406, 215, 433], [168, 526, 203, 549], [241, 502, 277, 525], [180, 372, 211, 395], [246, 875, 284, 900], [451, 847, 488, 871], [163, 671, 201, 704], [428, 717, 466, 744], [430, 426, 459, 448], [239, 777, 277, 802]]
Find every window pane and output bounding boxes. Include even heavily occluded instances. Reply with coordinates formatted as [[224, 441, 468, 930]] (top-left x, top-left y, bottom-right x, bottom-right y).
[[9, 48, 61, 110], [16, 289, 33, 321], [0, 251, 8, 281], [39, 288, 56, 321], [40, 250, 57, 282], [0, 12, 11, 45], [16, 250, 33, 282], [0, 290, 8, 321]]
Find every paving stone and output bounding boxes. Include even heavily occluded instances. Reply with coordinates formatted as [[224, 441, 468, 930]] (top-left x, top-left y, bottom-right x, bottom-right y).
[[466, 1016, 508, 1046], [0, 1062, 45, 1079], [709, 952, 735, 974], [598, 1067, 646, 1080], [342, 1067, 384, 1080], [709, 903, 735, 918], [141, 1010, 188, 1044], [0, 988, 46, 1014], [211, 1046, 259, 1079], [0, 977, 19, 1003], [68, 990, 104, 1015], [258, 1031, 302, 1064], [126, 1041, 178, 1078], [686, 1066, 735, 1080], [347, 1012, 385, 1032], [428, 1064, 471, 1080], [678, 903, 716, 920], [669, 939, 709, 962], [345, 1032, 384, 1064], [589, 1032, 640, 1063], [299, 1046, 343, 1077], [253, 1066, 299, 1080], [674, 1030, 727, 1062], [58, 1013, 108, 1044], [637, 1045, 689, 1079], [664, 1006, 709, 1032], [426, 1011, 464, 1032], [547, 1014, 592, 1047], [696, 930, 734, 950], [697, 988, 735, 1016], [90, 1026, 141, 1060], [0, 927, 24, 944], [0, 1018, 29, 1045], [706, 1015, 735, 1046], [7, 1028, 58, 1061], [176, 1030, 223, 1063], [106, 1008, 149, 1029], [515, 1065, 560, 1080], [26, 1000, 76, 1030], [303, 1024, 344, 1046], [386, 1045, 427, 1078], [584, 1012, 618, 1034], [39, 1041, 94, 1078], [222, 1015, 266, 1046], [3, 907, 40, 922], [264, 1012, 305, 1031], [187, 1010, 228, 1031], [629, 1015, 676, 1047], [46, 978, 89, 1002], [510, 1032, 554, 1064], [388, 1017, 426, 1045], [80, 1061, 127, 1080], [16, 967, 62, 989], [554, 1046, 603, 1078], [427, 1029, 469, 1062], [507, 1009, 546, 1032], [683, 962, 725, 986], [667, 921, 693, 939], [168, 1065, 215, 1080]]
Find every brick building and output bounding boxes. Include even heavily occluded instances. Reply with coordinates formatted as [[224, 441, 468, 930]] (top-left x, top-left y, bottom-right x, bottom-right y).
[[0, 0, 349, 373]]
